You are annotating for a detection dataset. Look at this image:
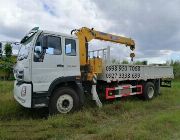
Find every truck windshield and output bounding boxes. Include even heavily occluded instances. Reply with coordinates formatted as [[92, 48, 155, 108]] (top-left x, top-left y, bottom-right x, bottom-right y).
[[18, 27, 39, 61], [17, 45, 28, 61], [18, 33, 35, 61]]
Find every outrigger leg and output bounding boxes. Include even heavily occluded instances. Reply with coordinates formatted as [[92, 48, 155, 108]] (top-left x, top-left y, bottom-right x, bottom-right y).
[[91, 74, 102, 107]]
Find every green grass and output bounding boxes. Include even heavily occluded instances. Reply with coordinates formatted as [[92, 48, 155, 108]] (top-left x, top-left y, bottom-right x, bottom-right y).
[[0, 81, 180, 140]]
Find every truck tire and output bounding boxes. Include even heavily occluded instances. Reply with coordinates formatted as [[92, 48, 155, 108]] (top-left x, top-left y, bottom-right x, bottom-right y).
[[143, 82, 155, 100], [49, 87, 79, 115]]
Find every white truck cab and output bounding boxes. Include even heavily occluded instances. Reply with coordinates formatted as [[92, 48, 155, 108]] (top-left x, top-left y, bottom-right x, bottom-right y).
[[14, 27, 84, 113]]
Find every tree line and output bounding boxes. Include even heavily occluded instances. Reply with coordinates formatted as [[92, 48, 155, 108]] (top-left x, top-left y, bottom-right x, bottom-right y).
[[0, 44, 179, 80]]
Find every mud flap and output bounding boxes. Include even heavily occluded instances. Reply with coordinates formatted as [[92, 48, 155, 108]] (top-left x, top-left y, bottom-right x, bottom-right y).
[[160, 79, 172, 88]]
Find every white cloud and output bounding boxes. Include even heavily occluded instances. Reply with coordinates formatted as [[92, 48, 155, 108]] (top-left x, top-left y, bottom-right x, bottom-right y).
[[0, 0, 113, 39], [0, 0, 180, 63]]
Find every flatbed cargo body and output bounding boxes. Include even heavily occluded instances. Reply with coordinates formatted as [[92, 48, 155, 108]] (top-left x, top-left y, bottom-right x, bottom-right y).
[[98, 64, 174, 82]]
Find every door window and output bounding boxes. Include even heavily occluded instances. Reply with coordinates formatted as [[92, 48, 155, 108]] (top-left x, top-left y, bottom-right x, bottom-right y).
[[47, 36, 61, 55], [34, 35, 61, 62], [65, 39, 76, 56]]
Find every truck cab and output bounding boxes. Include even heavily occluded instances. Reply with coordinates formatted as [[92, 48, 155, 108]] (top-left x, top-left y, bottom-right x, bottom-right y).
[[14, 27, 84, 113]]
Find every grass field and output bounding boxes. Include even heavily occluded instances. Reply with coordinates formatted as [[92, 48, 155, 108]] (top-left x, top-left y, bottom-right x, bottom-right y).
[[0, 80, 180, 140]]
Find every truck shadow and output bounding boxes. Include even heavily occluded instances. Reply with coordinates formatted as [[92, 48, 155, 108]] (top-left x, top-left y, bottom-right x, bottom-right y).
[[0, 105, 49, 121]]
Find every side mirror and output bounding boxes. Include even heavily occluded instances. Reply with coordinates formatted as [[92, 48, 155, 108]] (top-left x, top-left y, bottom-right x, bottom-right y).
[[42, 36, 48, 49], [34, 45, 43, 62], [34, 46, 42, 54]]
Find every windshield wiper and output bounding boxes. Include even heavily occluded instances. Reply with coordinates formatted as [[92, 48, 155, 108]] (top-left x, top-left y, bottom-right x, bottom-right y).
[[20, 32, 36, 44], [20, 27, 39, 44]]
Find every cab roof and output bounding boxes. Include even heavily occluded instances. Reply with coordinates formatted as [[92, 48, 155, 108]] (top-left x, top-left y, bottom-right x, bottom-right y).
[[39, 29, 78, 39]]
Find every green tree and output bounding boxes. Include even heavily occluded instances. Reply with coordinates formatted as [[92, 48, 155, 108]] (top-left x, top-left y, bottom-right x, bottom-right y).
[[4, 43, 12, 57], [111, 59, 120, 64], [112, 59, 117, 64], [134, 61, 148, 65], [0, 43, 15, 80], [169, 60, 180, 78], [121, 60, 129, 64]]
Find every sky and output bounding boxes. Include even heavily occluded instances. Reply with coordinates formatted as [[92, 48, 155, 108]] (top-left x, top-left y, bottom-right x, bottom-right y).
[[0, 0, 180, 63]]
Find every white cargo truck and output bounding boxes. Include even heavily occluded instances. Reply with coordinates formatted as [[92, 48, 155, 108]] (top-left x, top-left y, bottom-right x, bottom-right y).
[[13, 27, 174, 114]]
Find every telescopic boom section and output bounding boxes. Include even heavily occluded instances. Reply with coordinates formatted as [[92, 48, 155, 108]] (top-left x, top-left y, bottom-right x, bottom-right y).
[[73, 27, 135, 66]]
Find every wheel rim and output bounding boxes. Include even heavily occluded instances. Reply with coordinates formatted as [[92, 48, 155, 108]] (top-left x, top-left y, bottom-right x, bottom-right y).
[[56, 94, 73, 113], [148, 87, 154, 98]]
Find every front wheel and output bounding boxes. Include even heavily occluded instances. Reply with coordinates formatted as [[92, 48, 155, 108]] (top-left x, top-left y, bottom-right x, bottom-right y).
[[49, 87, 79, 115]]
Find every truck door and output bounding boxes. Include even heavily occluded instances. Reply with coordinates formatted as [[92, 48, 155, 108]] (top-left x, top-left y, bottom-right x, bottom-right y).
[[63, 37, 80, 77], [32, 34, 64, 92]]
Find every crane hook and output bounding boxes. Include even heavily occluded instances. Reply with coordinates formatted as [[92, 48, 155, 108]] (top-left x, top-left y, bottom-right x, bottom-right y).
[[130, 53, 135, 62], [71, 29, 77, 35]]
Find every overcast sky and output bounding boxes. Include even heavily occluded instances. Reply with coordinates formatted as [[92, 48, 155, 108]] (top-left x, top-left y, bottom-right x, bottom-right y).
[[0, 0, 180, 63]]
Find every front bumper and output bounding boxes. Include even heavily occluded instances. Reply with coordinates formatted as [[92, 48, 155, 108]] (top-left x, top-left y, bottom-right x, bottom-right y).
[[14, 81, 49, 108], [14, 81, 32, 108]]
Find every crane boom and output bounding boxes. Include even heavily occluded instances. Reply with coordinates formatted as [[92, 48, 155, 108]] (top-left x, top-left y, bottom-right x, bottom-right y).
[[73, 27, 135, 66]]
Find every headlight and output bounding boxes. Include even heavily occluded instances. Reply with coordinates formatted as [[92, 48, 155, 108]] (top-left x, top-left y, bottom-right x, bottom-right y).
[[14, 69, 24, 81]]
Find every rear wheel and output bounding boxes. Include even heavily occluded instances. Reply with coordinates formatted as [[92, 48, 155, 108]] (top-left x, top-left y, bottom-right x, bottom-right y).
[[143, 82, 155, 100], [49, 87, 79, 115]]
